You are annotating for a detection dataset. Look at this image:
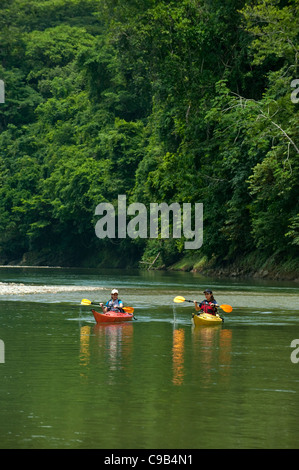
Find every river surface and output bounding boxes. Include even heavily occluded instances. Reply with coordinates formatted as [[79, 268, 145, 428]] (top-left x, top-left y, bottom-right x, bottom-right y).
[[0, 267, 299, 449]]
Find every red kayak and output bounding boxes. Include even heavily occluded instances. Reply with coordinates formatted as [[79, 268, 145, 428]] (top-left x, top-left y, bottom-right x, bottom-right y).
[[92, 309, 134, 324]]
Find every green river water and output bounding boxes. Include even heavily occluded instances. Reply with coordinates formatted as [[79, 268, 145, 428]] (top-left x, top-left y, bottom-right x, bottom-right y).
[[0, 267, 298, 450]]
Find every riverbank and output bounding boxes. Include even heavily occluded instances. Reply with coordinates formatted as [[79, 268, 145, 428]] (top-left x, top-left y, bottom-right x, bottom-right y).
[[168, 251, 299, 281], [1, 249, 298, 282]]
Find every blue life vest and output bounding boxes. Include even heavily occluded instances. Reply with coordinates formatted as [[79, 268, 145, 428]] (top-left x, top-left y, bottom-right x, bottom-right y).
[[105, 298, 123, 312]]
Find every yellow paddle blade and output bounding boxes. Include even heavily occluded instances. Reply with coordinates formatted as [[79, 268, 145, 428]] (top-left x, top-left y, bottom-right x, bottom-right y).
[[81, 298, 92, 305], [173, 296, 186, 303], [123, 306, 134, 314], [220, 304, 233, 313]]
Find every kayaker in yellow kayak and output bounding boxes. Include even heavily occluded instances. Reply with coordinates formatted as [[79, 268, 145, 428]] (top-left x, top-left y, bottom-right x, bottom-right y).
[[193, 289, 219, 316], [99, 289, 124, 313]]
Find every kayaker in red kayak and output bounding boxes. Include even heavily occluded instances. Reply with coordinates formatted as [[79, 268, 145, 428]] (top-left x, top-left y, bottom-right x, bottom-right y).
[[99, 289, 124, 313], [193, 289, 219, 316]]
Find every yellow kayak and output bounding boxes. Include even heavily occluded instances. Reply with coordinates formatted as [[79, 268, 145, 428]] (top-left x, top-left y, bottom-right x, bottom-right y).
[[192, 312, 223, 326]]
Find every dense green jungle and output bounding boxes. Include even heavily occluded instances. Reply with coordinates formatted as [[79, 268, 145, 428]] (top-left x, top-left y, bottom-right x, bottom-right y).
[[0, 0, 298, 279]]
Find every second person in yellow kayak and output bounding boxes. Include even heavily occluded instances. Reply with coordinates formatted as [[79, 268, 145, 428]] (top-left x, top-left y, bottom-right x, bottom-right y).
[[194, 289, 219, 316]]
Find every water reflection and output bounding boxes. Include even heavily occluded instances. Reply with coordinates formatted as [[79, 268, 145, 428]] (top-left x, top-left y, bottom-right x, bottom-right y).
[[192, 326, 233, 386], [79, 323, 134, 374], [94, 323, 134, 372], [80, 325, 91, 369], [172, 328, 185, 386], [219, 329, 233, 379]]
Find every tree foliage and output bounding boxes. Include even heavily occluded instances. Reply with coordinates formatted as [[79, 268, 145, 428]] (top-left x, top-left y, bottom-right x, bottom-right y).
[[0, 0, 298, 268]]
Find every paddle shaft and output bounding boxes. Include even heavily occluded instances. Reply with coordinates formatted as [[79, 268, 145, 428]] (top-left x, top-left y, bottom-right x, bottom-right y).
[[93, 301, 131, 313], [173, 296, 232, 313], [81, 299, 134, 313]]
